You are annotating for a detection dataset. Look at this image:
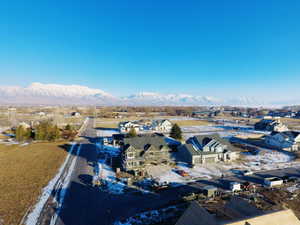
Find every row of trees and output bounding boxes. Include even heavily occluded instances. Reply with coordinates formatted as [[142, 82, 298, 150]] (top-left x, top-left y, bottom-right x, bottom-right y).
[[15, 122, 75, 142]]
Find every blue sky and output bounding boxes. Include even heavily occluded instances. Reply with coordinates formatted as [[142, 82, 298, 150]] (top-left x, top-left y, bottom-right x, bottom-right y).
[[1, 0, 300, 99]]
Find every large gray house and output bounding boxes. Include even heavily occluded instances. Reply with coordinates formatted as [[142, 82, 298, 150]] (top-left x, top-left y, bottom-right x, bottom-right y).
[[178, 134, 238, 165], [254, 118, 288, 132], [120, 134, 171, 175]]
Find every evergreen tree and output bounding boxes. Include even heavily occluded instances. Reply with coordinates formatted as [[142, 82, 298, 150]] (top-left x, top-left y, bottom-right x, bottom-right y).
[[170, 123, 182, 140], [128, 128, 137, 137]]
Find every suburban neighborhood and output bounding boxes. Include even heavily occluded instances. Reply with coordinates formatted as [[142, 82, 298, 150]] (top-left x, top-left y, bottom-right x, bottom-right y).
[[2, 1, 300, 225]]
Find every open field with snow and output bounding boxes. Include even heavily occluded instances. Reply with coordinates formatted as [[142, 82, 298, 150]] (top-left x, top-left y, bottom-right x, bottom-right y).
[[0, 142, 68, 225], [181, 123, 269, 139], [146, 144, 300, 186]]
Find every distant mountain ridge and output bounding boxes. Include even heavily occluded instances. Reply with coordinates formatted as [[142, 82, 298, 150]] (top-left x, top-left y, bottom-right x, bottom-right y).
[[0, 83, 297, 106]]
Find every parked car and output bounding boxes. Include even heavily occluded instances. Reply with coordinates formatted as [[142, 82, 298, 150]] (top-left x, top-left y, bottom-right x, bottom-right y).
[[241, 170, 253, 176], [241, 182, 256, 191]]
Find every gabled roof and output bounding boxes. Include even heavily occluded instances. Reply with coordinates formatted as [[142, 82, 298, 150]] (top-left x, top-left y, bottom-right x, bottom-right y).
[[175, 201, 217, 225], [123, 134, 168, 150], [181, 144, 219, 156], [226, 209, 300, 225], [192, 134, 230, 148], [271, 131, 300, 139], [152, 119, 172, 126]]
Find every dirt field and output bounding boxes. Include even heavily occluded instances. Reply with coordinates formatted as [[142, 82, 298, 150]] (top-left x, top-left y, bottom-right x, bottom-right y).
[[173, 120, 211, 126], [0, 142, 68, 225]]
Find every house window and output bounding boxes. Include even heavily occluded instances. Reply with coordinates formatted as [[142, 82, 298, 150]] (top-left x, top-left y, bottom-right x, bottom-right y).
[[127, 153, 134, 159]]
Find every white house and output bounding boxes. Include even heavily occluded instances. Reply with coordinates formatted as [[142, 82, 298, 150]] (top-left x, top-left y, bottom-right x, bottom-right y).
[[152, 119, 172, 132], [265, 131, 300, 151], [118, 121, 141, 133]]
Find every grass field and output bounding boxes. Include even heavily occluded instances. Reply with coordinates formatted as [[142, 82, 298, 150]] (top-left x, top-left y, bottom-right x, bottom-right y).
[[0, 142, 68, 225]]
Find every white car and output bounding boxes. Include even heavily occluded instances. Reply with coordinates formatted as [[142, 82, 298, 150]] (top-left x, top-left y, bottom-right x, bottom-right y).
[[241, 170, 253, 176]]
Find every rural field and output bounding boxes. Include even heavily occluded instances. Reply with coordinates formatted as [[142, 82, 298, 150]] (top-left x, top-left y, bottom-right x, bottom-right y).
[[0, 142, 68, 225]]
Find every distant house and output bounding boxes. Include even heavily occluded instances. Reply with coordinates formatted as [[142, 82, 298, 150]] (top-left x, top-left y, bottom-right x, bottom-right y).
[[178, 134, 238, 165], [36, 112, 46, 117], [151, 119, 172, 132], [121, 134, 171, 175], [265, 131, 300, 151], [71, 112, 81, 117], [118, 121, 141, 133], [18, 122, 31, 129], [254, 118, 288, 132], [192, 111, 214, 118]]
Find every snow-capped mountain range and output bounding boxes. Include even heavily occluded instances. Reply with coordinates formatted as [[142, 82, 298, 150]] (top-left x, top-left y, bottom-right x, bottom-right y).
[[0, 82, 296, 106]]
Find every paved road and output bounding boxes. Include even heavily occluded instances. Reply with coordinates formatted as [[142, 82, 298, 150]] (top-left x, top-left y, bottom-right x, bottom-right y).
[[53, 119, 181, 225], [51, 118, 300, 225]]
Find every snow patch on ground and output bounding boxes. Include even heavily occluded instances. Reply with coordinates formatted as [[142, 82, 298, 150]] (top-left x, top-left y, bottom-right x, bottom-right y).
[[287, 184, 300, 193], [114, 205, 181, 225], [97, 160, 125, 194], [95, 141, 125, 194], [49, 144, 82, 225], [96, 143, 120, 157], [96, 129, 119, 137]]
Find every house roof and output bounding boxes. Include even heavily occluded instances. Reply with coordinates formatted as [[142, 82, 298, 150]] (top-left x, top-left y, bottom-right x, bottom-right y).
[[271, 131, 300, 139], [181, 144, 218, 156], [175, 201, 217, 225], [123, 134, 168, 150], [152, 119, 171, 126], [224, 196, 262, 219], [193, 134, 231, 147], [225, 209, 300, 225]]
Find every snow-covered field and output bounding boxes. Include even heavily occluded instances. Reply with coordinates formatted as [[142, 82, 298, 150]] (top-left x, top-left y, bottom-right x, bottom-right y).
[[147, 145, 299, 186], [182, 124, 269, 139]]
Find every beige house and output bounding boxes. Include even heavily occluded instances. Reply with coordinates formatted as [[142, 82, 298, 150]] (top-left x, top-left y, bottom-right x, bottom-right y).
[[178, 134, 238, 165], [151, 119, 172, 132]]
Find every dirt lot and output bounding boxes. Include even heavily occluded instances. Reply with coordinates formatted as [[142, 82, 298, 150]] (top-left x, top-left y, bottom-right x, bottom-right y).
[[0, 142, 68, 225], [172, 120, 211, 126]]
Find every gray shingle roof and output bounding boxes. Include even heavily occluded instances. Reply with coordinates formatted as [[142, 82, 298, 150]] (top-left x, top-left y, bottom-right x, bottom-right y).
[[123, 134, 168, 150]]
